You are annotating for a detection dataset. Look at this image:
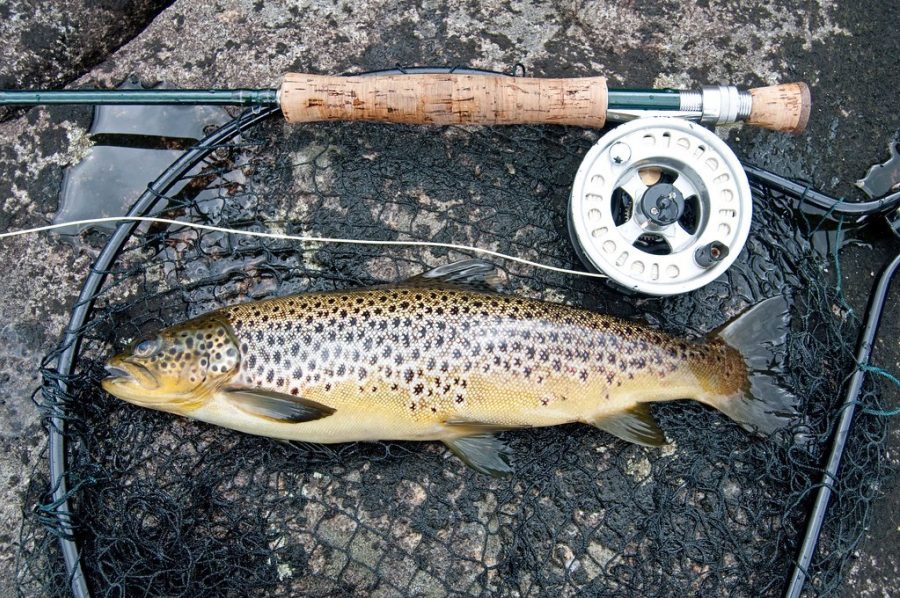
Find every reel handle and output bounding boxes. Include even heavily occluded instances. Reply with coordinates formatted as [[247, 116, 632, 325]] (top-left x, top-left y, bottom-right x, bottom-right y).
[[747, 82, 811, 134], [279, 73, 609, 127], [280, 73, 812, 133]]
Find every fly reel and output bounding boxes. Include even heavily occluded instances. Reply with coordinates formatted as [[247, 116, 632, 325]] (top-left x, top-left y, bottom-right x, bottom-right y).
[[568, 117, 752, 296]]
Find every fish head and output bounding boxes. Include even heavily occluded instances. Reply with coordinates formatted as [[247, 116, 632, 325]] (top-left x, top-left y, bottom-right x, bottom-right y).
[[101, 315, 240, 413]]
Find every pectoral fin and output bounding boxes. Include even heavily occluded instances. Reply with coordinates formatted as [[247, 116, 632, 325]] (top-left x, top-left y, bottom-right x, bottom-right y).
[[590, 404, 667, 447], [223, 387, 336, 423], [443, 434, 514, 477]]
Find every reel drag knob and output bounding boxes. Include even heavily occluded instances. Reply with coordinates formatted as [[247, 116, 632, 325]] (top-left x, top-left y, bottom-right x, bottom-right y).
[[641, 183, 685, 225], [568, 117, 752, 296]]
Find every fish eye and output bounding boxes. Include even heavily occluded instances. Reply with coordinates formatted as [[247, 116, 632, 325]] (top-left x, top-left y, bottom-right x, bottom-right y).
[[133, 337, 160, 357]]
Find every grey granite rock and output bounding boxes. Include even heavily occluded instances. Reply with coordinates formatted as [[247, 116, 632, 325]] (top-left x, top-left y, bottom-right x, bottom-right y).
[[0, 0, 173, 92]]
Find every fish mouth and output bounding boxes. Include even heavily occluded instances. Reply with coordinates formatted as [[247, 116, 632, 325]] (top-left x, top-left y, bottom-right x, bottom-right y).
[[104, 365, 131, 379], [101, 357, 160, 392]]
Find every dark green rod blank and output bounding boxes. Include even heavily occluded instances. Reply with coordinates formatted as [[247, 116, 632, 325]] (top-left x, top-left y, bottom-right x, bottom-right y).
[[0, 89, 279, 106], [608, 89, 682, 111]]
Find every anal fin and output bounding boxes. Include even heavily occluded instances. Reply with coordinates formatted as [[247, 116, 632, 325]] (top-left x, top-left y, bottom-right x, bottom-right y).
[[223, 387, 335, 423], [590, 404, 667, 447], [443, 434, 514, 477]]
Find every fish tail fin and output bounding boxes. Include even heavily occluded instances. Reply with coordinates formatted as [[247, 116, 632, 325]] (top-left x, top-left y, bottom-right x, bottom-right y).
[[702, 296, 799, 435]]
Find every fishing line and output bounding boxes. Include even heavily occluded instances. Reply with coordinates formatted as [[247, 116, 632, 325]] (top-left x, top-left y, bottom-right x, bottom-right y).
[[0, 216, 608, 279]]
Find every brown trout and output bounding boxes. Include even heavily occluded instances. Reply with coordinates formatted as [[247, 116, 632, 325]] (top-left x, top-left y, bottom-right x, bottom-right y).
[[102, 260, 797, 475]]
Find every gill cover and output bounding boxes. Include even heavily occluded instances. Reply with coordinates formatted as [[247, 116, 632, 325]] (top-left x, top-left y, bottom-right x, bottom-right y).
[[102, 314, 241, 411]]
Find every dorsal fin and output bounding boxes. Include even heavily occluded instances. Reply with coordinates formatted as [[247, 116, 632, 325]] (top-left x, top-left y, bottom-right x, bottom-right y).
[[406, 259, 503, 293]]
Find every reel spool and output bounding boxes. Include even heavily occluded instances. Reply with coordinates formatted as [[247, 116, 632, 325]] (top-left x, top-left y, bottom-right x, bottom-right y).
[[568, 117, 752, 296]]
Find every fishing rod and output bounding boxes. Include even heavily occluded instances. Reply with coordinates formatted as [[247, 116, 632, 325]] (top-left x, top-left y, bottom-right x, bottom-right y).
[[2, 66, 813, 296], [0, 67, 810, 133]]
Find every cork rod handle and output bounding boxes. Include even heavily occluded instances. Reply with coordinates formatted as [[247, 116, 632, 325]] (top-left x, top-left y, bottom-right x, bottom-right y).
[[747, 82, 811, 134], [279, 73, 609, 127]]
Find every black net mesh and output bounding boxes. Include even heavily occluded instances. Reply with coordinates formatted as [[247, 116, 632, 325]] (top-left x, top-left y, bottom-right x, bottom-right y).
[[16, 114, 891, 596]]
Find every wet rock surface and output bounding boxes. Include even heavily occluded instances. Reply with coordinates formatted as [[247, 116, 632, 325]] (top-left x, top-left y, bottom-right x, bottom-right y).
[[0, 1, 897, 596], [0, 0, 174, 119]]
